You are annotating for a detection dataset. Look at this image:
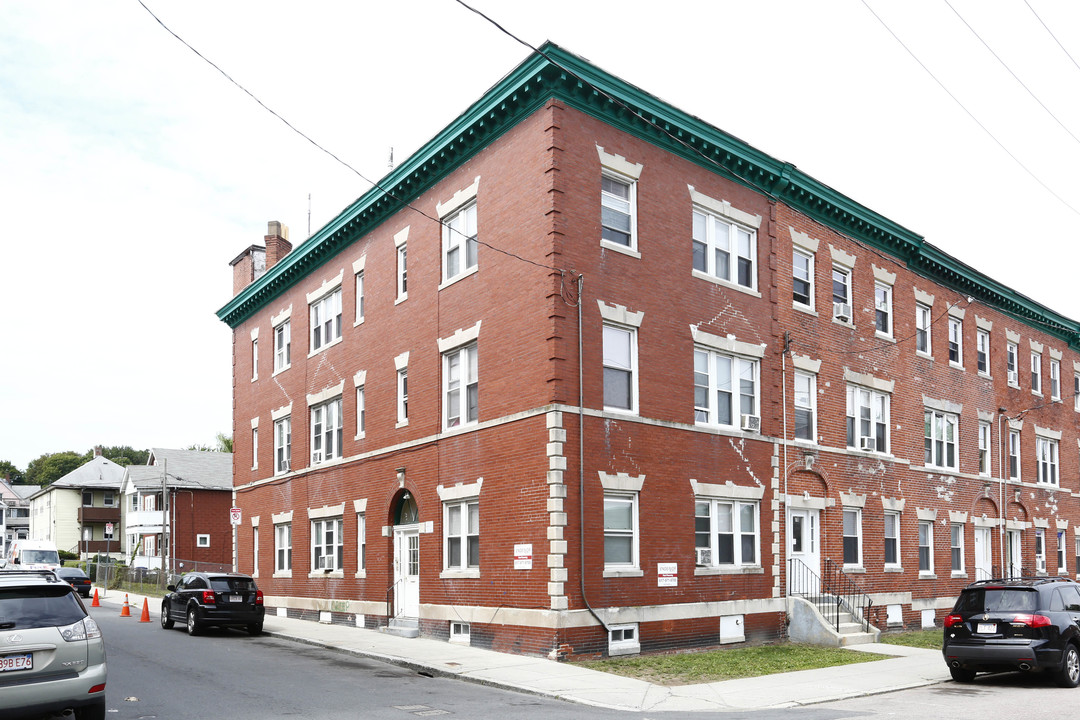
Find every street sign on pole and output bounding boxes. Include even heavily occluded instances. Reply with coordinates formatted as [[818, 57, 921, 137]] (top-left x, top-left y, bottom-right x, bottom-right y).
[[230, 507, 242, 526], [105, 522, 114, 537]]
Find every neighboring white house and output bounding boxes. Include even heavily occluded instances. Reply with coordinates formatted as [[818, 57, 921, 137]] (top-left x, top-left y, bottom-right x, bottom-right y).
[[29, 454, 125, 559]]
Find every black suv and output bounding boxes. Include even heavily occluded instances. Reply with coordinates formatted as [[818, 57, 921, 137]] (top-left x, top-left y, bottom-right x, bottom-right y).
[[160, 572, 264, 636], [943, 577, 1080, 686]]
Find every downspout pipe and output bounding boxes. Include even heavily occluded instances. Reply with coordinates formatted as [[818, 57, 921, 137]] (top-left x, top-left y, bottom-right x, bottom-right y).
[[576, 274, 609, 634]]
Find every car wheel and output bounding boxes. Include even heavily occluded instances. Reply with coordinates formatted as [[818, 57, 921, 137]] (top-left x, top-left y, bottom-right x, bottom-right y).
[[160, 602, 174, 629], [949, 667, 976, 683], [247, 622, 263, 635], [186, 607, 201, 636], [1056, 644, 1080, 688], [75, 698, 106, 720]]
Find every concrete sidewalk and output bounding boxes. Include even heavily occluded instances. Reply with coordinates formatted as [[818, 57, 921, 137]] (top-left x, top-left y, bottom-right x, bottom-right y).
[[94, 589, 950, 712]]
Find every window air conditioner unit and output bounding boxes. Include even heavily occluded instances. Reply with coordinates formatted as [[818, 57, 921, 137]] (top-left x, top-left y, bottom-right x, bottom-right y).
[[281, 459, 290, 472], [741, 414, 761, 432], [860, 437, 876, 452], [1007, 370, 1018, 385], [311, 451, 323, 464], [695, 547, 712, 566], [318, 555, 332, 570], [833, 302, 852, 322]]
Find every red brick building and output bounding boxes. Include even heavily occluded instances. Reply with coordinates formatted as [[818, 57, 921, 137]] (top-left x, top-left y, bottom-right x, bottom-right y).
[[217, 44, 1080, 658]]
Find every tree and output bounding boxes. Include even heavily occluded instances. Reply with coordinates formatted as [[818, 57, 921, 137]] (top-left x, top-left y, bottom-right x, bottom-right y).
[[187, 433, 232, 453], [24, 451, 87, 486], [0, 460, 25, 483]]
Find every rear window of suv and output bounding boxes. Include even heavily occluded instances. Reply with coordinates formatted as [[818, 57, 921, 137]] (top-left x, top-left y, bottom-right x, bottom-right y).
[[208, 577, 256, 593], [955, 588, 1039, 614], [0, 586, 85, 629]]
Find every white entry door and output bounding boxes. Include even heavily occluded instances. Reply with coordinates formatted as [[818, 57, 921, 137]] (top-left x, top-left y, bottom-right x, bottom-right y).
[[393, 526, 420, 618], [974, 527, 993, 580], [787, 508, 820, 594], [1006, 530, 1022, 578]]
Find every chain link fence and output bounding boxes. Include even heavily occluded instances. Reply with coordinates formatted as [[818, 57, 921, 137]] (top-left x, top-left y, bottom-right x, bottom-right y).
[[84, 558, 233, 594]]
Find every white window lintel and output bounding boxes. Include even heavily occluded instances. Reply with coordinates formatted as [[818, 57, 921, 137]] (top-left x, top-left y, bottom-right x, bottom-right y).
[[975, 315, 993, 332], [844, 369, 894, 394], [352, 255, 366, 274], [840, 492, 867, 508], [437, 321, 482, 354], [948, 305, 966, 320], [436, 176, 481, 218], [1030, 339, 1044, 353], [690, 479, 765, 500], [305, 270, 345, 305], [596, 146, 643, 180], [272, 510, 293, 524], [394, 226, 409, 248], [691, 326, 766, 358], [394, 351, 410, 371], [271, 404, 293, 422], [949, 511, 968, 524], [882, 497, 906, 512], [270, 304, 293, 328], [353, 498, 368, 514], [914, 288, 935, 306], [308, 503, 346, 520], [250, 417, 260, 429], [353, 370, 366, 387], [437, 478, 484, 502], [789, 227, 819, 253], [916, 507, 938, 521], [598, 472, 645, 493], [1035, 425, 1062, 441], [829, 244, 856, 269], [923, 395, 962, 415], [871, 264, 896, 286], [688, 186, 762, 229], [307, 381, 345, 407], [598, 300, 644, 328], [792, 354, 821, 374]]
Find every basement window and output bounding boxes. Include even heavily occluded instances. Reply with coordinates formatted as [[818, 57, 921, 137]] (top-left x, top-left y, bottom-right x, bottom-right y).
[[607, 623, 640, 657], [449, 621, 471, 645]]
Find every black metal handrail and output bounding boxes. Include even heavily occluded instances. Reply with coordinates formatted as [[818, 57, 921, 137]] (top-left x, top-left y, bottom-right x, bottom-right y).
[[385, 580, 399, 623], [788, 558, 873, 634]]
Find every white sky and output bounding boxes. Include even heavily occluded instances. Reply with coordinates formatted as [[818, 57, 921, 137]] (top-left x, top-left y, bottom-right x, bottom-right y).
[[2, 0, 1078, 470]]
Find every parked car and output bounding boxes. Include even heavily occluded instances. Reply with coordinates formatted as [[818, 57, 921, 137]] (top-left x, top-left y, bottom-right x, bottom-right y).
[[56, 567, 94, 598], [943, 576, 1080, 686], [0, 569, 106, 719], [160, 571, 264, 636]]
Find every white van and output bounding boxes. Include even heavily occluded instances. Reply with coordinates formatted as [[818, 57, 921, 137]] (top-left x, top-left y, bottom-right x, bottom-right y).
[[4, 540, 61, 573]]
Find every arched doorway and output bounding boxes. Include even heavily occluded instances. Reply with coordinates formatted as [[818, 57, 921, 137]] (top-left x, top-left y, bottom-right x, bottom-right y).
[[391, 492, 420, 619]]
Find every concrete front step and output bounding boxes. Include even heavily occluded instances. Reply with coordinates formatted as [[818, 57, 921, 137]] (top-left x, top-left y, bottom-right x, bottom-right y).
[[380, 617, 419, 639], [837, 631, 878, 646]]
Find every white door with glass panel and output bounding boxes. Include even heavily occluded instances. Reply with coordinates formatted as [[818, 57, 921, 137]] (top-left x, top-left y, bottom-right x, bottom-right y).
[[393, 527, 420, 618], [787, 508, 820, 594], [1006, 529, 1022, 578], [974, 527, 993, 580]]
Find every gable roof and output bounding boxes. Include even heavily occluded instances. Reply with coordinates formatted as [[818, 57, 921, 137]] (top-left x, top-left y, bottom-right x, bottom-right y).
[[216, 42, 1080, 348], [33, 455, 126, 497], [144, 448, 233, 491]]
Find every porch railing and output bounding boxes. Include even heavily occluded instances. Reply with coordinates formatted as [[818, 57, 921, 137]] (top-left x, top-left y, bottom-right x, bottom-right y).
[[788, 557, 874, 634]]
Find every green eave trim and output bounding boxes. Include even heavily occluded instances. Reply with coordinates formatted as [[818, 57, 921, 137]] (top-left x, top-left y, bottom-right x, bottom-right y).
[[216, 43, 1080, 349]]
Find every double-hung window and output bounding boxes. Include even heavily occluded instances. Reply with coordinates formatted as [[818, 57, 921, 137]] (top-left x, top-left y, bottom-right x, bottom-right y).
[[924, 409, 958, 470], [310, 397, 343, 464], [397, 244, 408, 299], [695, 348, 758, 428], [443, 203, 478, 283], [444, 343, 478, 428], [251, 338, 258, 381], [274, 416, 291, 474], [842, 509, 862, 567], [275, 523, 291, 573], [310, 288, 342, 352], [691, 207, 756, 289], [355, 270, 365, 322], [1035, 529, 1046, 573], [978, 421, 991, 476], [976, 329, 989, 375], [355, 385, 366, 438], [397, 369, 408, 424], [884, 511, 900, 567], [951, 524, 964, 573], [793, 250, 813, 307], [794, 371, 816, 441], [274, 321, 291, 373], [1075, 373, 1080, 412], [1050, 359, 1061, 400], [1036, 436, 1059, 486], [918, 521, 934, 574], [603, 324, 637, 413], [444, 500, 479, 571], [694, 498, 758, 568], [846, 385, 890, 453], [874, 283, 892, 336], [311, 517, 344, 572], [832, 266, 851, 320], [1006, 342, 1019, 386], [915, 303, 932, 354], [1057, 531, 1067, 574], [357, 513, 366, 572], [1008, 429, 1021, 480], [601, 173, 635, 248], [948, 317, 962, 366], [604, 493, 638, 569], [1032, 351, 1042, 394]]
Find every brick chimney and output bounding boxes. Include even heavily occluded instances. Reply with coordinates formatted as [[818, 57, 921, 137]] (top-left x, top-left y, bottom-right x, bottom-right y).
[[265, 221, 292, 270], [230, 244, 266, 296]]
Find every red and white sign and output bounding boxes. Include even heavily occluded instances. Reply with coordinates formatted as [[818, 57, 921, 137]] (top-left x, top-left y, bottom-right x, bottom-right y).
[[513, 543, 533, 570], [105, 523, 114, 535], [657, 562, 678, 587], [230, 507, 242, 525]]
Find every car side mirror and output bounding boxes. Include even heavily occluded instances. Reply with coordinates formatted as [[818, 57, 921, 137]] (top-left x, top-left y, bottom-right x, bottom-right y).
[[167, 585, 176, 592]]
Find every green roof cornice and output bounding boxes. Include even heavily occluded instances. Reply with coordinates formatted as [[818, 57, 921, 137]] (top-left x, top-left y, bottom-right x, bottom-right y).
[[216, 43, 1080, 348]]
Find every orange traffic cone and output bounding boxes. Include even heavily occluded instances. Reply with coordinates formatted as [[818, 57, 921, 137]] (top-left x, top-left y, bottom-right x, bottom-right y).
[[119, 594, 131, 617], [91, 589, 100, 607], [139, 599, 151, 623]]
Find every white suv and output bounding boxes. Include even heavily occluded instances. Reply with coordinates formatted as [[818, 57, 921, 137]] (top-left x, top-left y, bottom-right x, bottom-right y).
[[0, 570, 107, 719]]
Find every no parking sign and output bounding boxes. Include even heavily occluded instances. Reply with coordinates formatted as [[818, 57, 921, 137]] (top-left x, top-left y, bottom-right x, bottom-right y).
[[230, 507, 242, 525]]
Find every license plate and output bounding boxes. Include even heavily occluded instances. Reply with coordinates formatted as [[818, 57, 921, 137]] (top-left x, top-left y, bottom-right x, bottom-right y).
[[977, 622, 996, 634], [230, 594, 242, 603], [0, 653, 32, 672]]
